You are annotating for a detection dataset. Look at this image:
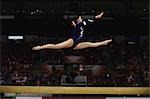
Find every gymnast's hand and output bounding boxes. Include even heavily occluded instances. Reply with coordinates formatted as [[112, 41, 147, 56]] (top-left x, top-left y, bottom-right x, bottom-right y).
[[95, 12, 104, 19], [71, 21, 76, 27]]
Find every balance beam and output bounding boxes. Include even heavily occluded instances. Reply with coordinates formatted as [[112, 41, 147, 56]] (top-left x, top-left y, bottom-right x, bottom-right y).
[[0, 86, 149, 95]]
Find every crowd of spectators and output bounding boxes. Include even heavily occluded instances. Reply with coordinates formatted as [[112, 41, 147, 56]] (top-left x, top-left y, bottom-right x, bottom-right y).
[[0, 39, 149, 87]]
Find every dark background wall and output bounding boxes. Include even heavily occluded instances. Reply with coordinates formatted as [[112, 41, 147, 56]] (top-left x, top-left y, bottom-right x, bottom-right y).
[[0, 0, 149, 36]]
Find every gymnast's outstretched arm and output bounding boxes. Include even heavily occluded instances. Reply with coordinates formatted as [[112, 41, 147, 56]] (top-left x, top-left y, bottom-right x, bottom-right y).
[[85, 11, 104, 23], [95, 12, 104, 19]]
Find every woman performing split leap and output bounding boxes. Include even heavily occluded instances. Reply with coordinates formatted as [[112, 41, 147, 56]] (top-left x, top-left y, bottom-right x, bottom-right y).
[[32, 12, 112, 50]]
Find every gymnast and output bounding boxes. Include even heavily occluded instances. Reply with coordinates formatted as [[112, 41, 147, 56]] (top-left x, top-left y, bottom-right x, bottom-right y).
[[32, 12, 112, 50]]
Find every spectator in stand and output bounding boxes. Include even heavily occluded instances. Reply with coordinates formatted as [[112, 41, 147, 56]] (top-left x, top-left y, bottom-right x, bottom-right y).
[[12, 71, 20, 85]]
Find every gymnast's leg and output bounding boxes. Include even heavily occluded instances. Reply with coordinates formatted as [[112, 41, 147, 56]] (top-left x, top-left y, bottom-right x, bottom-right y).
[[73, 39, 112, 50], [32, 38, 74, 50]]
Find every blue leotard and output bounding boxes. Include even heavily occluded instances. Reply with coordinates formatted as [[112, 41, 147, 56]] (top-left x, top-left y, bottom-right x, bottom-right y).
[[72, 21, 85, 42], [71, 19, 94, 47]]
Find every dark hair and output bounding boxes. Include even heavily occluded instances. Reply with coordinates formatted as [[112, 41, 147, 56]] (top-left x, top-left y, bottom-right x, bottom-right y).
[[76, 14, 81, 18], [72, 17, 77, 21], [71, 15, 82, 24], [71, 16, 78, 23]]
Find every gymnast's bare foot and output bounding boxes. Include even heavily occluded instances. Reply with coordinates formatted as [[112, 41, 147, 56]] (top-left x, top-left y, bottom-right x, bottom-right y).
[[32, 46, 41, 50], [103, 39, 112, 45]]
